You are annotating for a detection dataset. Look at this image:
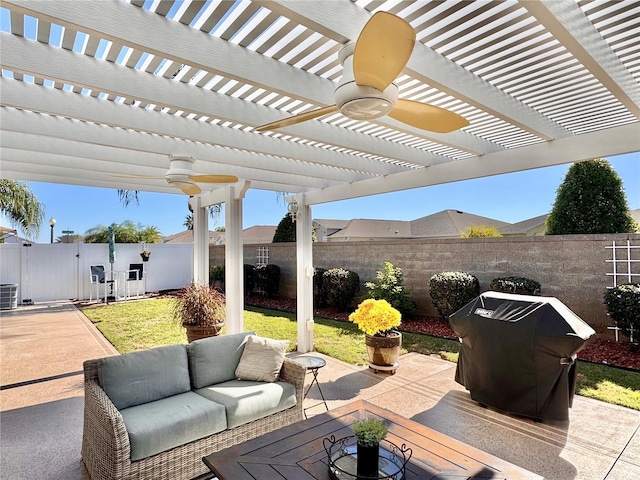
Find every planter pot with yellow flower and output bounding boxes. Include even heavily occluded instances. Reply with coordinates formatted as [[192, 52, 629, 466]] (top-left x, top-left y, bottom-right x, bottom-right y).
[[365, 332, 402, 373], [349, 299, 402, 374], [172, 282, 225, 342]]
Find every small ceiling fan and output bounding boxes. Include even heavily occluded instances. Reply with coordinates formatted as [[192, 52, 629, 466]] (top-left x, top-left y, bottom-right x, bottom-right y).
[[115, 155, 238, 195], [255, 12, 469, 134]]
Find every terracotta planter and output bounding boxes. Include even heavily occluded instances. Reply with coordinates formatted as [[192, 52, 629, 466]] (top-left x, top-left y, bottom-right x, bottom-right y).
[[365, 331, 401, 374], [185, 323, 224, 342]]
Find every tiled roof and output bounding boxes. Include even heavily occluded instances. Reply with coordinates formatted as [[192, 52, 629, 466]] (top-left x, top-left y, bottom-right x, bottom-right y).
[[499, 214, 549, 236], [411, 210, 509, 237], [243, 225, 276, 244], [327, 219, 412, 239], [162, 230, 224, 244]]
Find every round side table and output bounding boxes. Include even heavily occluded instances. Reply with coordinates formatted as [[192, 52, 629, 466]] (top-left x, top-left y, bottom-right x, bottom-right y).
[[295, 356, 329, 418]]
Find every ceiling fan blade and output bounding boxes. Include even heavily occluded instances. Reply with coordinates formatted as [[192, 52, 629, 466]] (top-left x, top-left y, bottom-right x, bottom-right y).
[[388, 99, 469, 133], [354, 12, 415, 91], [181, 184, 201, 195], [190, 174, 239, 183], [254, 105, 339, 132]]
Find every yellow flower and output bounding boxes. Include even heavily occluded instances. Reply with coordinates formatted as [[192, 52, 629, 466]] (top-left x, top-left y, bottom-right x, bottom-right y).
[[348, 299, 401, 336]]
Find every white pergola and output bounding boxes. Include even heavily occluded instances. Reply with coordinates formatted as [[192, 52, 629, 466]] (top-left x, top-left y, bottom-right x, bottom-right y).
[[1, 0, 638, 351]]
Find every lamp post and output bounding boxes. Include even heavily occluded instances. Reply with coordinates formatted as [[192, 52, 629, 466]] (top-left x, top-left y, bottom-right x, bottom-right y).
[[49, 217, 56, 244]]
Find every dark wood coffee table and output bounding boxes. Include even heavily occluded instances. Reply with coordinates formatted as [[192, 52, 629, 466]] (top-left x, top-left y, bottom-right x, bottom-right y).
[[203, 400, 543, 479]]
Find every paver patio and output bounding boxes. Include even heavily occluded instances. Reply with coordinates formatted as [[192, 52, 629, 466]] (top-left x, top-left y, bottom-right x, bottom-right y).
[[1, 302, 639, 479]]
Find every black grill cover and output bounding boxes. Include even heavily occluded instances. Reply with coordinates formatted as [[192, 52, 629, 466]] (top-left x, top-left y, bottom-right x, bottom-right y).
[[449, 292, 595, 420]]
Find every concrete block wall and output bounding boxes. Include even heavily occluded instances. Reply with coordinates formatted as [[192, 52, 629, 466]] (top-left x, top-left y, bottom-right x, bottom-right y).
[[210, 233, 640, 332]]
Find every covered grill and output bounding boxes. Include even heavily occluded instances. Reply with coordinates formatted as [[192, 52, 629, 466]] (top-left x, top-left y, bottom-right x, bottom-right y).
[[449, 292, 595, 421]]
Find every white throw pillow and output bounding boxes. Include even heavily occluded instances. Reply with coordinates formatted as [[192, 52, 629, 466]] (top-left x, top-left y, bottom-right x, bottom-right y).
[[235, 335, 289, 382]]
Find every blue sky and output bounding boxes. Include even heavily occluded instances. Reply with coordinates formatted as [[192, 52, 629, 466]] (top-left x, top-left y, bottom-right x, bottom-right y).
[[4, 152, 639, 243]]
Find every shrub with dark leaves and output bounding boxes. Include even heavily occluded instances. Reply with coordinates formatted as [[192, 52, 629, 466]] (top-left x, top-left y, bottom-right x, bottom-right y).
[[429, 271, 479, 319], [324, 268, 360, 311], [244, 264, 256, 295], [604, 284, 640, 340], [313, 267, 328, 307], [255, 264, 280, 298], [489, 276, 541, 296]]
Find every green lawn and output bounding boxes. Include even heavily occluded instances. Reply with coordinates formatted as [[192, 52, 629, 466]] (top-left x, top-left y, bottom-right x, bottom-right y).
[[80, 298, 639, 411]]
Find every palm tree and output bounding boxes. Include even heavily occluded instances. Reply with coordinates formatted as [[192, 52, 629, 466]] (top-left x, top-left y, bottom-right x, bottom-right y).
[[0, 179, 45, 240], [184, 214, 193, 230], [184, 202, 222, 231], [83, 221, 162, 243], [117, 189, 139, 207]]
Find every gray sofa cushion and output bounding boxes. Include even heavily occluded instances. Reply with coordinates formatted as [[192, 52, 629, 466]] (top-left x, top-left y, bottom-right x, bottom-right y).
[[120, 391, 227, 461], [195, 379, 297, 429], [98, 344, 190, 409], [188, 331, 255, 389]]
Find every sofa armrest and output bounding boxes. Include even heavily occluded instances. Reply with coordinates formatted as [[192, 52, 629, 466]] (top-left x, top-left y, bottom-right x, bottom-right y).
[[279, 357, 306, 407], [82, 361, 132, 480]]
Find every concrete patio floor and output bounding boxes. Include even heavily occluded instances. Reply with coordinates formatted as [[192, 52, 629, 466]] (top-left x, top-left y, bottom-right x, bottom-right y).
[[1, 301, 639, 480]]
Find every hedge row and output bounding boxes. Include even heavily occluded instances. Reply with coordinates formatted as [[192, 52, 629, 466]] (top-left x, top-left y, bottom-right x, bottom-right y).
[[214, 260, 639, 342]]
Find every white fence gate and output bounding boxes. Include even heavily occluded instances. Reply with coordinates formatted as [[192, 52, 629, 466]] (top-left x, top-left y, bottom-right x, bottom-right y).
[[0, 242, 194, 303]]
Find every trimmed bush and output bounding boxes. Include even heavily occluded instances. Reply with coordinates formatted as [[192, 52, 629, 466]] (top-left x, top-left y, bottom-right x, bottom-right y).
[[429, 271, 480, 319], [324, 268, 360, 311], [244, 264, 256, 295], [489, 276, 541, 295], [546, 158, 638, 234], [365, 261, 417, 317], [255, 264, 281, 298], [313, 267, 328, 307], [604, 284, 640, 340]]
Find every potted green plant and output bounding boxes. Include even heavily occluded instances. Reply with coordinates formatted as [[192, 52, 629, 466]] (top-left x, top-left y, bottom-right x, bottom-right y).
[[349, 299, 402, 374], [172, 282, 226, 342], [140, 249, 151, 262], [352, 417, 388, 478]]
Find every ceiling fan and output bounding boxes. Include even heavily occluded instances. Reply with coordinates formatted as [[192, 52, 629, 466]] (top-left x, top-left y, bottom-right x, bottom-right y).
[[115, 155, 238, 195], [255, 12, 469, 134]]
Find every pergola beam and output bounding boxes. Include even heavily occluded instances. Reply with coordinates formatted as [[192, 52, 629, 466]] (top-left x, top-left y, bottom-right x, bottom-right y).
[[302, 123, 640, 205]]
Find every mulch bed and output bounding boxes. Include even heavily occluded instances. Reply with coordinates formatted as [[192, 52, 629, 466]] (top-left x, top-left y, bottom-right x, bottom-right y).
[[245, 294, 640, 371]]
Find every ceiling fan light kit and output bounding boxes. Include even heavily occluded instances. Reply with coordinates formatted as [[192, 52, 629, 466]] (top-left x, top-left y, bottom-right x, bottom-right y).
[[335, 43, 398, 120], [166, 156, 202, 194], [166, 155, 196, 177]]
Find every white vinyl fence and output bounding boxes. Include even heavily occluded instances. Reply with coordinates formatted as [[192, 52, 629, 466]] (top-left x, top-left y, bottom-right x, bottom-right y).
[[0, 242, 193, 303]]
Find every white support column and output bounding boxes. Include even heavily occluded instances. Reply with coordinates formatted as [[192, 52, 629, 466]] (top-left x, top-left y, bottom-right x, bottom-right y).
[[224, 183, 249, 334], [295, 197, 314, 353], [192, 196, 209, 286]]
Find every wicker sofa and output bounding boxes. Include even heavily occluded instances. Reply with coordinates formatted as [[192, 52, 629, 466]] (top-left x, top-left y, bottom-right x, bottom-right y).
[[81, 331, 305, 480]]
